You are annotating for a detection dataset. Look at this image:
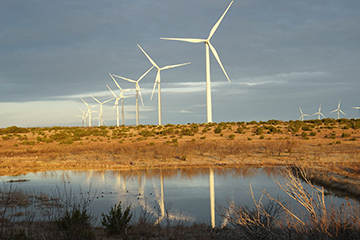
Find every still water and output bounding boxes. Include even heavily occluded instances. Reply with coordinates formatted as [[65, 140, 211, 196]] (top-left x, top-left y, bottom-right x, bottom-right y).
[[0, 167, 345, 227]]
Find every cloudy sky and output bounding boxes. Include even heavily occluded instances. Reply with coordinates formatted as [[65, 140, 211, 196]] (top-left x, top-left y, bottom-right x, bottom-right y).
[[1, 0, 359, 127]]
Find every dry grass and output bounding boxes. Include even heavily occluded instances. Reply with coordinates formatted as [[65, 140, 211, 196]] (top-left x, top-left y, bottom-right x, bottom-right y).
[[0, 120, 359, 178], [219, 167, 360, 240]]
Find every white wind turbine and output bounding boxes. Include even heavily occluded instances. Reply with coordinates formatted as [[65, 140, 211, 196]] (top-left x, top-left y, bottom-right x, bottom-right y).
[[161, 1, 233, 123], [112, 66, 153, 126], [78, 108, 88, 127], [299, 107, 309, 121], [107, 73, 134, 127], [81, 98, 96, 127], [330, 100, 346, 119], [90, 95, 113, 127], [352, 107, 360, 117], [313, 104, 326, 120], [137, 44, 191, 125]]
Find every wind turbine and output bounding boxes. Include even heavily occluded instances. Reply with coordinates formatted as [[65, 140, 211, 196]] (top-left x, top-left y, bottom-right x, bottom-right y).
[[161, 1, 233, 123], [313, 104, 326, 120], [352, 107, 360, 117], [107, 73, 134, 127], [137, 44, 191, 125], [299, 107, 309, 121], [112, 66, 153, 126], [77, 108, 88, 127], [81, 98, 96, 127], [90, 95, 113, 127], [330, 100, 346, 119]]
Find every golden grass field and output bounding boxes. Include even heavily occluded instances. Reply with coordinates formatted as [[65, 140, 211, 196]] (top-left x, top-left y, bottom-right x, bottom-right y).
[[0, 118, 359, 182], [1, 119, 360, 239]]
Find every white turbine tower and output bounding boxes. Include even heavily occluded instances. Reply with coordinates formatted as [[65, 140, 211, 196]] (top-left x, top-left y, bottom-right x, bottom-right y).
[[107, 73, 134, 127], [330, 100, 346, 119], [112, 66, 153, 126], [79, 108, 88, 127], [313, 104, 326, 120], [90, 95, 113, 127], [161, 1, 233, 123], [352, 107, 360, 117], [299, 107, 309, 121], [137, 44, 191, 125], [81, 98, 96, 127]]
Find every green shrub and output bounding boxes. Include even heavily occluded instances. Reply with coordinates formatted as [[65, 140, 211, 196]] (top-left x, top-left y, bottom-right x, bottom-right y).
[[330, 132, 336, 139], [236, 127, 244, 133], [214, 127, 222, 134], [301, 132, 309, 140], [101, 202, 132, 236], [310, 132, 316, 137], [229, 134, 235, 140], [341, 133, 351, 138], [56, 207, 94, 239]]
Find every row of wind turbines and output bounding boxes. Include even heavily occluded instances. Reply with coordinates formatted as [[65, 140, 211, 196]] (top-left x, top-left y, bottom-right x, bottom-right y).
[[77, 1, 234, 127], [299, 100, 360, 121]]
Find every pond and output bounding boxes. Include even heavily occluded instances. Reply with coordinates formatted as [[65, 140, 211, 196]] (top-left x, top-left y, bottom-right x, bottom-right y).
[[0, 167, 346, 227]]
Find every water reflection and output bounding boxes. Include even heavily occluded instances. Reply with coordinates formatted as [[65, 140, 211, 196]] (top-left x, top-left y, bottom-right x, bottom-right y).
[[1, 167, 322, 226]]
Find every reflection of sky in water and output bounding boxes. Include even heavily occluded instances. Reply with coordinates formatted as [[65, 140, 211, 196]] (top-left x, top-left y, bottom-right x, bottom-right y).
[[0, 167, 347, 227]]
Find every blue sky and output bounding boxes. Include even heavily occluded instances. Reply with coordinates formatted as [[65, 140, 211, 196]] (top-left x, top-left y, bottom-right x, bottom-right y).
[[1, 0, 359, 127]]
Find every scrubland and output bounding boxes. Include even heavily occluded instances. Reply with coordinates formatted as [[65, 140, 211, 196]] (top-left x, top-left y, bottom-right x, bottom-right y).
[[0, 118, 359, 173], [1, 119, 360, 239]]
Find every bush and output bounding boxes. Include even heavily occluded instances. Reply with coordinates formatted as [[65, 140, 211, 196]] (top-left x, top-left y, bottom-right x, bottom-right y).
[[214, 127, 222, 134], [101, 202, 132, 236], [56, 207, 94, 240], [301, 132, 309, 140]]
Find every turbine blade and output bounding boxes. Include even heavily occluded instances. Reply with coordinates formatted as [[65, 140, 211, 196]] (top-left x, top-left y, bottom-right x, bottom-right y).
[[138, 89, 144, 106], [109, 73, 125, 90], [106, 85, 118, 98], [150, 77, 158, 101], [112, 74, 136, 83], [103, 98, 114, 104], [340, 110, 346, 115], [160, 62, 191, 70], [160, 37, 206, 43], [330, 109, 337, 113], [208, 1, 233, 40], [299, 107, 303, 114], [138, 66, 154, 82], [208, 42, 230, 82], [137, 44, 160, 69], [80, 98, 90, 108], [90, 95, 101, 104]]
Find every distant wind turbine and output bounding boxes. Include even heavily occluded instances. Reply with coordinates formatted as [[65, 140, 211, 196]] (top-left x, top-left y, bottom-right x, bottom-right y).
[[313, 104, 326, 120], [81, 98, 96, 127], [299, 107, 309, 121], [112, 66, 153, 126], [330, 100, 346, 119], [137, 44, 191, 125], [161, 1, 233, 123], [108, 73, 134, 127], [74, 108, 88, 127], [90, 95, 113, 127], [352, 106, 360, 117]]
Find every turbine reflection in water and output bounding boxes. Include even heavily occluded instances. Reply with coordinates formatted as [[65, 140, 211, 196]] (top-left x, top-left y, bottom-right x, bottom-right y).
[[0, 167, 348, 227]]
